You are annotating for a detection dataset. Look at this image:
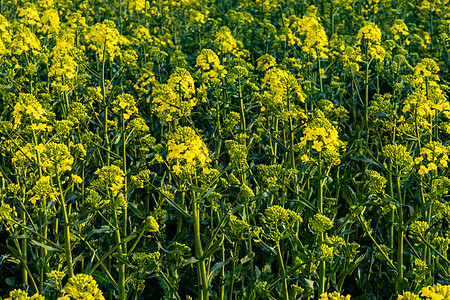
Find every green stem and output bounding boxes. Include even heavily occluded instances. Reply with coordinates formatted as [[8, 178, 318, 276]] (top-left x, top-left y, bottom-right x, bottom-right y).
[[114, 209, 126, 300], [276, 240, 289, 300], [57, 172, 74, 278], [100, 44, 110, 166], [193, 191, 209, 300], [365, 57, 371, 143], [229, 242, 238, 300], [396, 172, 404, 294], [318, 152, 326, 296], [121, 114, 128, 255], [238, 79, 246, 133]]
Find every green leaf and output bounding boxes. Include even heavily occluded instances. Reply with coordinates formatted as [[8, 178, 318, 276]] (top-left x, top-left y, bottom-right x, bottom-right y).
[[351, 155, 382, 168], [128, 202, 145, 219], [240, 252, 255, 264], [85, 226, 114, 241], [208, 261, 228, 286], [29, 240, 63, 253], [200, 184, 217, 201], [186, 257, 199, 264], [202, 235, 224, 260]]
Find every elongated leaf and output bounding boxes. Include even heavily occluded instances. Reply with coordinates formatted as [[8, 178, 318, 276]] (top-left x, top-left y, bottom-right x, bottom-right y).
[[208, 261, 228, 285], [240, 252, 255, 264], [128, 202, 145, 219], [202, 235, 224, 260], [29, 240, 63, 253]]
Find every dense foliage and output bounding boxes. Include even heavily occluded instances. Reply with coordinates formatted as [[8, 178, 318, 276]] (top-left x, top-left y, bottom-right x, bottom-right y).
[[0, 0, 450, 299]]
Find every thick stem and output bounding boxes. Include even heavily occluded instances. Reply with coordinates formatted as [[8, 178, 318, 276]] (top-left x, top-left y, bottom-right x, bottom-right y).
[[114, 210, 126, 300], [365, 58, 370, 143], [229, 242, 238, 300], [396, 173, 404, 294], [57, 173, 74, 278], [318, 152, 326, 295], [193, 191, 209, 300], [276, 241, 289, 300]]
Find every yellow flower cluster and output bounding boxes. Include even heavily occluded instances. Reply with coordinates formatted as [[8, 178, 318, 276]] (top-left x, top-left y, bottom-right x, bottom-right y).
[[368, 44, 386, 61], [0, 202, 17, 232], [58, 274, 105, 300], [415, 141, 449, 175], [41, 142, 74, 175], [84, 20, 128, 61], [195, 49, 227, 85], [0, 14, 12, 56], [18, 5, 40, 27], [261, 67, 305, 112], [366, 169, 387, 194], [409, 220, 429, 242], [390, 19, 409, 41], [28, 176, 57, 205], [189, 9, 209, 25], [413, 58, 440, 87], [228, 214, 251, 239], [167, 67, 196, 99], [38, 9, 60, 37], [298, 110, 344, 165], [126, 0, 146, 13], [421, 283, 450, 299], [12, 93, 48, 129], [310, 213, 333, 232], [11, 24, 41, 56], [152, 68, 197, 122], [112, 93, 139, 120], [132, 251, 160, 269], [262, 205, 302, 241], [256, 54, 276, 72], [357, 22, 382, 46], [319, 291, 351, 300], [91, 165, 125, 198], [382, 144, 413, 175], [5, 289, 45, 300], [291, 12, 329, 59], [49, 33, 79, 90], [166, 126, 211, 176], [214, 26, 242, 56], [397, 291, 421, 300]]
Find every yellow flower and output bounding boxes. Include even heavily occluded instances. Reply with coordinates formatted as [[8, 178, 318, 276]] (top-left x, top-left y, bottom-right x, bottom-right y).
[[85, 20, 128, 61], [5, 289, 45, 300], [390, 19, 409, 41], [18, 6, 40, 27], [58, 274, 105, 300], [312, 140, 323, 152], [41, 143, 74, 174], [397, 291, 420, 300], [427, 162, 437, 171], [127, 0, 146, 13], [49, 33, 79, 87], [291, 11, 329, 59], [418, 165, 429, 175], [357, 22, 382, 46], [166, 127, 211, 176], [112, 93, 138, 120], [38, 9, 60, 37], [214, 26, 242, 56], [91, 165, 125, 210], [72, 175, 83, 184], [368, 45, 386, 61], [27, 176, 57, 205], [12, 93, 48, 129], [420, 283, 450, 299], [319, 291, 351, 299]]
